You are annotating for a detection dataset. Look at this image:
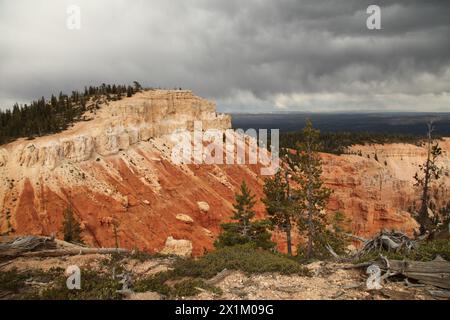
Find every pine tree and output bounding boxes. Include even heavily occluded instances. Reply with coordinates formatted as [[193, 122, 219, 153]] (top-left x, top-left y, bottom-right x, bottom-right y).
[[62, 203, 83, 244], [288, 120, 332, 259], [0, 83, 144, 147], [263, 169, 295, 255], [215, 181, 273, 249], [50, 94, 58, 108], [133, 81, 142, 92], [127, 86, 133, 97], [232, 181, 256, 235]]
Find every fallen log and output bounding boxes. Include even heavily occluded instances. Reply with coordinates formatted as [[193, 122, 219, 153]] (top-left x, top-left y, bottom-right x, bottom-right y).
[[0, 235, 56, 257], [0, 235, 128, 258], [428, 289, 450, 299], [375, 258, 450, 290], [18, 248, 128, 258]]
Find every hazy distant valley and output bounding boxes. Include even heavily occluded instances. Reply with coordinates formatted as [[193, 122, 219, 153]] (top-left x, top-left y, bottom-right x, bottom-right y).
[[232, 112, 450, 136]]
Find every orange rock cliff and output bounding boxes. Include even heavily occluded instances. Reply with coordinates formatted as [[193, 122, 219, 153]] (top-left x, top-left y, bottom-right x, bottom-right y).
[[0, 90, 448, 255]]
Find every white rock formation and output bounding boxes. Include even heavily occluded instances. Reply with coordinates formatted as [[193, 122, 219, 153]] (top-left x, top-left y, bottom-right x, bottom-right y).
[[197, 201, 210, 213], [1, 90, 231, 170], [160, 236, 193, 257], [176, 214, 194, 223]]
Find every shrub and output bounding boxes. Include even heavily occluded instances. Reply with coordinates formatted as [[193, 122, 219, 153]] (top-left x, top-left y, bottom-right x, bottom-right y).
[[0, 268, 27, 292], [1, 268, 75, 299], [134, 272, 172, 296], [413, 239, 450, 261], [171, 244, 309, 278], [134, 244, 308, 298], [134, 274, 222, 298], [127, 249, 167, 262], [356, 238, 450, 263], [172, 279, 222, 297], [215, 220, 274, 250], [38, 268, 122, 300]]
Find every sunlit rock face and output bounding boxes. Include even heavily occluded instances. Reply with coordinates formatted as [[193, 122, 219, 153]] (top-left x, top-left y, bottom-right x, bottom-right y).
[[5, 90, 231, 169]]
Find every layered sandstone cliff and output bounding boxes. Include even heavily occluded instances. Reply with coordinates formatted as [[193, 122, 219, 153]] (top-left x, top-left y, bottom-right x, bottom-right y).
[[0, 90, 448, 255], [1, 90, 230, 169], [335, 141, 450, 237]]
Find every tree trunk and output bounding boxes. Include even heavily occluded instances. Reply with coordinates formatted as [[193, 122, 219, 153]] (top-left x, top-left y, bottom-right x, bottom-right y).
[[113, 222, 119, 249], [284, 171, 293, 256], [285, 221, 292, 256], [306, 141, 314, 259], [418, 126, 433, 234], [307, 208, 313, 259], [242, 219, 249, 238]]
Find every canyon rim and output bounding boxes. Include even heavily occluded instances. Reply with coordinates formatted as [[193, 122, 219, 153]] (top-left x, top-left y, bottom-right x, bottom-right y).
[[0, 90, 448, 256]]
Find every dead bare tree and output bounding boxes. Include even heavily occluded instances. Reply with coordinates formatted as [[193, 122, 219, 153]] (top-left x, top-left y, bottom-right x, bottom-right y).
[[414, 122, 444, 235]]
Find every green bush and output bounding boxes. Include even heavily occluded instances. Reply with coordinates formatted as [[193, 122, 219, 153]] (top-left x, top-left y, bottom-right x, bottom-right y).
[[214, 220, 274, 250], [134, 272, 172, 296], [0, 268, 87, 299], [127, 250, 167, 262], [413, 239, 450, 261], [134, 244, 308, 298], [171, 244, 309, 278], [134, 274, 222, 298], [172, 279, 222, 297], [0, 268, 28, 292], [356, 238, 450, 263], [38, 268, 122, 300]]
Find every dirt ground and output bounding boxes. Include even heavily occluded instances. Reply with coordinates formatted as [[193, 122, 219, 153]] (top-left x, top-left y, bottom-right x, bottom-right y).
[[0, 254, 443, 300]]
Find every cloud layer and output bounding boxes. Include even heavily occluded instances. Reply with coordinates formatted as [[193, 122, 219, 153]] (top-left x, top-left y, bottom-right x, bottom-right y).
[[1, 0, 449, 112]]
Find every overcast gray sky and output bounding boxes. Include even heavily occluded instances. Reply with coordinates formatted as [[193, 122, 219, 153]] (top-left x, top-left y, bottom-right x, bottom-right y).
[[1, 0, 449, 112]]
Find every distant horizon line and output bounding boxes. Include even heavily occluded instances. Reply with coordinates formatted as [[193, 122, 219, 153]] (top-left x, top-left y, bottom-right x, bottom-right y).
[[225, 110, 450, 115]]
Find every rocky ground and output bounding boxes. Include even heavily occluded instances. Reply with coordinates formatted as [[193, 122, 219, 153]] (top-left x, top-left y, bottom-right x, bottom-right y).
[[0, 253, 441, 300]]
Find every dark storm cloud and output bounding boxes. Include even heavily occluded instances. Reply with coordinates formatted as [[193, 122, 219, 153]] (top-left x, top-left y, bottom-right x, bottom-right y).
[[0, 0, 449, 112]]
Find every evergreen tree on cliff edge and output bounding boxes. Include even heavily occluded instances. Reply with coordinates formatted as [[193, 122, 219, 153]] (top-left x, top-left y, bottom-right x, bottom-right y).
[[215, 181, 273, 250]]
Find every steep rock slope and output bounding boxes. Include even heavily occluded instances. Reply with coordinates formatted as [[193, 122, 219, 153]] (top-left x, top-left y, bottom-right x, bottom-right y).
[[334, 141, 450, 237]]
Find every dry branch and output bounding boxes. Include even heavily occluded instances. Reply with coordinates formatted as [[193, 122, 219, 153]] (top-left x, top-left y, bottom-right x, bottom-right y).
[[0, 235, 128, 258], [18, 248, 128, 258], [0, 236, 57, 257], [351, 230, 418, 259], [342, 230, 450, 290]]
